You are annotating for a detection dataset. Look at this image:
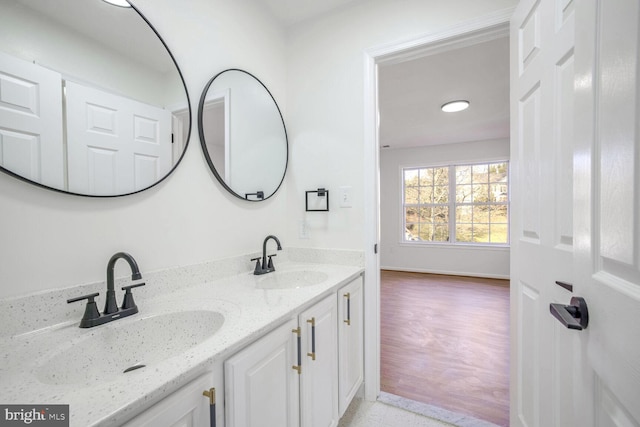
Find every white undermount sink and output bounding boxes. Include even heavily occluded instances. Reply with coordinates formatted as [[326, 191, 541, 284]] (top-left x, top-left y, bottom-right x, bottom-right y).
[[256, 270, 329, 289], [34, 310, 224, 385]]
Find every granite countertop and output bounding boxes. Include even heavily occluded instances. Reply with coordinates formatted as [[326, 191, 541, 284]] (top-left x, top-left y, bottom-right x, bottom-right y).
[[0, 259, 363, 426]]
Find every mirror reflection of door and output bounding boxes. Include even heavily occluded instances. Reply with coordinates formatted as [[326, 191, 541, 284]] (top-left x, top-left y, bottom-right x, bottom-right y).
[[0, 0, 190, 196], [201, 89, 230, 183]]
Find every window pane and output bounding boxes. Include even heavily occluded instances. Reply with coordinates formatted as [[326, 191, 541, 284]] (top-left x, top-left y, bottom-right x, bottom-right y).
[[472, 164, 489, 183], [419, 168, 434, 186], [490, 162, 508, 182], [473, 223, 490, 243], [405, 207, 419, 223], [490, 224, 508, 243], [491, 205, 509, 223], [456, 185, 473, 202], [405, 186, 419, 204], [419, 207, 433, 222], [473, 205, 490, 223], [455, 165, 471, 184], [404, 169, 419, 186], [456, 206, 472, 223], [456, 223, 473, 242], [433, 206, 448, 223], [434, 225, 449, 242], [405, 223, 418, 241], [434, 185, 449, 203], [434, 167, 449, 185], [472, 184, 489, 202], [419, 187, 433, 204], [418, 224, 434, 241]]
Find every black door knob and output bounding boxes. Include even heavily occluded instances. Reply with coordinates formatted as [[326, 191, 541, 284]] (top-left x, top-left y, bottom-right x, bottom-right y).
[[550, 296, 589, 330]]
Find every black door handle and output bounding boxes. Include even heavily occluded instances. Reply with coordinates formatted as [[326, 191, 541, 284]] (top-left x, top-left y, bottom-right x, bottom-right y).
[[550, 296, 589, 330]]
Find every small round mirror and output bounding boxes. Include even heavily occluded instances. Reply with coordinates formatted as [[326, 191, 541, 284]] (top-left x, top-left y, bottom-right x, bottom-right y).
[[198, 69, 288, 201]]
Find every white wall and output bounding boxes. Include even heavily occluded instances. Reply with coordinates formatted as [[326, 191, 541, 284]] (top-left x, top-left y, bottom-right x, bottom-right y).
[[0, 0, 288, 298], [284, 0, 518, 250], [380, 139, 510, 278]]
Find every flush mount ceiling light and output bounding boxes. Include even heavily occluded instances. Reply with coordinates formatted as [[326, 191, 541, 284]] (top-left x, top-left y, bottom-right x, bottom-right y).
[[101, 0, 132, 7], [441, 100, 470, 113]]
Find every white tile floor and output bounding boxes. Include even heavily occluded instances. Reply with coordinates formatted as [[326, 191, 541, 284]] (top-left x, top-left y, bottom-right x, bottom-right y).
[[338, 393, 502, 427], [338, 398, 453, 427]]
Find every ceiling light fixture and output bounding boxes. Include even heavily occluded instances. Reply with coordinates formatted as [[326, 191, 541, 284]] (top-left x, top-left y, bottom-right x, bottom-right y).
[[101, 0, 132, 7], [441, 100, 470, 113]]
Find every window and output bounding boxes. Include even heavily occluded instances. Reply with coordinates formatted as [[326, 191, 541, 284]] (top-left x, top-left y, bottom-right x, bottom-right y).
[[403, 161, 509, 245]]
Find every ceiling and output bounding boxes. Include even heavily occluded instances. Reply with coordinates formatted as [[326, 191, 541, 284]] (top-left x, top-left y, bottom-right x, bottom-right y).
[[378, 36, 510, 149], [261, 0, 366, 26], [261, 0, 510, 150]]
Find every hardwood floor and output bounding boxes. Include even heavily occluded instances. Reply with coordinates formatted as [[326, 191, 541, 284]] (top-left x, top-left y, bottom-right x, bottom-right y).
[[380, 270, 510, 426]]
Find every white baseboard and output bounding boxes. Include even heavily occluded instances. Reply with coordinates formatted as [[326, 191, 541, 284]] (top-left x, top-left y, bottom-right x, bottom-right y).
[[379, 266, 510, 281]]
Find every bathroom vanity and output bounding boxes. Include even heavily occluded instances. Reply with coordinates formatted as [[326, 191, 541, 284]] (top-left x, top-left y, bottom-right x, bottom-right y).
[[0, 249, 364, 427]]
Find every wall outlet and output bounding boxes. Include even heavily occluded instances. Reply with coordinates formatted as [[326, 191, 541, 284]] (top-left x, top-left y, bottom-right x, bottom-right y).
[[298, 219, 310, 239], [339, 186, 352, 208]]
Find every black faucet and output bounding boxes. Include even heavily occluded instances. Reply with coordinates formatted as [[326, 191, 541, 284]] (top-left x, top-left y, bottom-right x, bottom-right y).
[[252, 235, 282, 275], [67, 252, 145, 328], [105, 252, 142, 314]]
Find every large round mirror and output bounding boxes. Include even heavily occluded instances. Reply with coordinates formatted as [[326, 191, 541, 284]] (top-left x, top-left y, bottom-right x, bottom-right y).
[[198, 69, 287, 201], [0, 0, 190, 196]]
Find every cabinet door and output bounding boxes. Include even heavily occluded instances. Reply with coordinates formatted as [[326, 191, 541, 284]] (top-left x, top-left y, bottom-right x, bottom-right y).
[[225, 318, 300, 427], [299, 294, 339, 427], [338, 276, 364, 416], [122, 372, 217, 427]]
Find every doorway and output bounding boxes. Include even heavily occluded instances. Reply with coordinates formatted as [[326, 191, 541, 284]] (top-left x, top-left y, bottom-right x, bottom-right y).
[[363, 13, 513, 427]]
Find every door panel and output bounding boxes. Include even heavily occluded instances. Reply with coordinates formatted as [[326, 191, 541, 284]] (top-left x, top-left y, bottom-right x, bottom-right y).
[[510, 0, 576, 425], [66, 81, 171, 195], [574, 0, 640, 425], [0, 51, 64, 189]]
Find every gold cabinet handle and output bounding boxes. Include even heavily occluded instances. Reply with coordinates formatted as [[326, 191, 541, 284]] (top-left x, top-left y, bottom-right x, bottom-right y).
[[307, 317, 316, 360], [292, 327, 302, 374], [343, 293, 351, 326], [202, 387, 216, 427]]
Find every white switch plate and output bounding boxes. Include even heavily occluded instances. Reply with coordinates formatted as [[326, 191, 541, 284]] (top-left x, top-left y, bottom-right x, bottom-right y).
[[339, 186, 352, 208]]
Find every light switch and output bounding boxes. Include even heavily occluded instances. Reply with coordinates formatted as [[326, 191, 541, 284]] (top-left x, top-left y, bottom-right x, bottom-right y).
[[339, 186, 352, 208]]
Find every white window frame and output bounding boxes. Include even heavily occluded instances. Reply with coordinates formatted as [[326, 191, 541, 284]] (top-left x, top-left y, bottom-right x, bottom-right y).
[[401, 160, 510, 246]]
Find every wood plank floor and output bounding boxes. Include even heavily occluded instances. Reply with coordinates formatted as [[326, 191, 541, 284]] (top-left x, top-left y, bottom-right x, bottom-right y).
[[380, 270, 510, 426]]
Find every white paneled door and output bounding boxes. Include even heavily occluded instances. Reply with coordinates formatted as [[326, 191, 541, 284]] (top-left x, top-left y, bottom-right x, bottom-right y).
[[66, 81, 171, 195], [0, 52, 64, 189], [511, 0, 640, 426]]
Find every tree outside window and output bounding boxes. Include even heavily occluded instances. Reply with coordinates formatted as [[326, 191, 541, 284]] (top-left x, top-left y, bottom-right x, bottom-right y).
[[403, 161, 509, 245]]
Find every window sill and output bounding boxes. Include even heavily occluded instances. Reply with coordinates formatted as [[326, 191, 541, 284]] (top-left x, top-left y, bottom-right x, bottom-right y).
[[398, 241, 510, 251]]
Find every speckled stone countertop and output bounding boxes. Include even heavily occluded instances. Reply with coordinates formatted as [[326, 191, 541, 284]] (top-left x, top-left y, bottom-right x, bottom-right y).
[[0, 248, 364, 427]]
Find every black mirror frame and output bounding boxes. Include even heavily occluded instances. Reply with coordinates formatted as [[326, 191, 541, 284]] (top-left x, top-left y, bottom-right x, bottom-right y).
[[197, 68, 288, 202], [0, 2, 192, 198]]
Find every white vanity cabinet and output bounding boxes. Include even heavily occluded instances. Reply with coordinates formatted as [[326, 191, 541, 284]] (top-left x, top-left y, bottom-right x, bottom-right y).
[[299, 294, 340, 427], [225, 294, 339, 427], [225, 318, 301, 427], [122, 370, 221, 427], [337, 275, 364, 416]]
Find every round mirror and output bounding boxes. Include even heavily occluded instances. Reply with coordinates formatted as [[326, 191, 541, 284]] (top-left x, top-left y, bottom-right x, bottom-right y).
[[198, 69, 288, 201], [0, 0, 190, 196]]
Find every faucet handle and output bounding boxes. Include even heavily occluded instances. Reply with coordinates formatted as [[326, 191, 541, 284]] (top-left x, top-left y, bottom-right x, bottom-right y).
[[121, 283, 145, 310], [251, 257, 263, 273], [267, 254, 277, 270], [67, 292, 101, 326]]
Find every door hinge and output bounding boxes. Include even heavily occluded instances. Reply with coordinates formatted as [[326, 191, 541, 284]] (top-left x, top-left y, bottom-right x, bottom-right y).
[[171, 133, 174, 143], [374, 243, 378, 254]]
